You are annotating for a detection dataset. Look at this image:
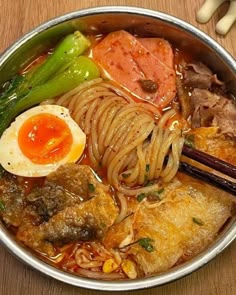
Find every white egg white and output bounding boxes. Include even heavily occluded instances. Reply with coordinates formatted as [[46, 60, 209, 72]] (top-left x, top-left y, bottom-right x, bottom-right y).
[[0, 105, 86, 177]]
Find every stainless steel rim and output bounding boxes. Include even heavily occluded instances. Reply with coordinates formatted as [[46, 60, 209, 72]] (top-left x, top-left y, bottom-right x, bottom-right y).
[[0, 6, 235, 291]]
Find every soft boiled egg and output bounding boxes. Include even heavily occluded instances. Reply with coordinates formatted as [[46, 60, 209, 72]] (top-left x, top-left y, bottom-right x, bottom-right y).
[[0, 105, 86, 177]]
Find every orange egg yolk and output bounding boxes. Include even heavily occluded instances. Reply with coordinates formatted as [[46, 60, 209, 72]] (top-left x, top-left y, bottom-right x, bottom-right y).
[[18, 113, 73, 164]]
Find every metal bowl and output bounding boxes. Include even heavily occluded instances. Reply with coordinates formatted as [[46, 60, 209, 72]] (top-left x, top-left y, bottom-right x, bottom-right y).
[[0, 6, 235, 292]]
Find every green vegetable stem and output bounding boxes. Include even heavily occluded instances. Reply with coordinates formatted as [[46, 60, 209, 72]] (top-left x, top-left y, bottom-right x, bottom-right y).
[[0, 31, 91, 104], [1, 56, 100, 135], [27, 31, 91, 88]]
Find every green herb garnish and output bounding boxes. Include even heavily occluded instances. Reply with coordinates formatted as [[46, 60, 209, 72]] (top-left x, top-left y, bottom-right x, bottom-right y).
[[192, 217, 204, 226], [88, 183, 95, 192], [144, 180, 154, 187], [137, 193, 146, 202], [119, 237, 155, 252], [148, 189, 164, 201], [185, 134, 195, 148], [138, 238, 155, 252], [0, 201, 5, 211], [137, 189, 164, 202], [157, 188, 164, 194], [146, 164, 150, 172], [122, 173, 131, 179]]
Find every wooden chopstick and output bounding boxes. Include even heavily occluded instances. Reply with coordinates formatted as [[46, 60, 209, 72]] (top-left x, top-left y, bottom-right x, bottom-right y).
[[179, 161, 236, 196], [179, 145, 236, 196], [182, 145, 236, 179]]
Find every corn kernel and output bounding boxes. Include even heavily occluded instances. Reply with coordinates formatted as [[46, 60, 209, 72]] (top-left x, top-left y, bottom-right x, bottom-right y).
[[102, 258, 119, 273], [121, 259, 137, 279]]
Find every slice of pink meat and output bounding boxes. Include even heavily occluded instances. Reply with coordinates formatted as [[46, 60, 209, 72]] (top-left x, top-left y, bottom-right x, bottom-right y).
[[139, 38, 174, 69], [92, 30, 176, 108]]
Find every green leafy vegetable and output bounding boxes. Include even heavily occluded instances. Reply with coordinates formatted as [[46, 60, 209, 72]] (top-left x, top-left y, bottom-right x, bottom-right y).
[[0, 75, 24, 98], [137, 193, 146, 202], [1, 31, 91, 101], [192, 217, 204, 226], [0, 31, 98, 137], [138, 238, 155, 252], [0, 200, 5, 211], [185, 134, 195, 148], [26, 31, 91, 89], [88, 183, 95, 192], [0, 56, 100, 136]]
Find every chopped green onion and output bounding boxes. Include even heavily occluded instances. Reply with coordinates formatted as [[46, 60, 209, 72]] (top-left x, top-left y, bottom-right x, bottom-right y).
[[137, 193, 146, 202], [0, 200, 5, 211], [88, 183, 95, 192], [146, 164, 150, 172], [138, 238, 155, 252], [144, 180, 154, 187], [157, 188, 164, 194], [122, 173, 131, 179], [118, 237, 155, 253], [185, 134, 195, 148], [192, 217, 204, 226]]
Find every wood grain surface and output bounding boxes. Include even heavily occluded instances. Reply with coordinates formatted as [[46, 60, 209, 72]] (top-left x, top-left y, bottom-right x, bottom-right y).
[[0, 1, 235, 295]]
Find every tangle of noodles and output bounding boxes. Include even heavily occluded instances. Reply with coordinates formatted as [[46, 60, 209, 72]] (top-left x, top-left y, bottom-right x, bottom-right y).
[[54, 78, 185, 196], [75, 248, 103, 268]]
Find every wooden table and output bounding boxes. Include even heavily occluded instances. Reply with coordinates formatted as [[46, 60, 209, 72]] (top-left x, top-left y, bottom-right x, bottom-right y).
[[0, 1, 235, 294]]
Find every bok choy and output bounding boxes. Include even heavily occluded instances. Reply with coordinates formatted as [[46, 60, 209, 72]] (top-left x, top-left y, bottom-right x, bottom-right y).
[[0, 31, 100, 137]]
